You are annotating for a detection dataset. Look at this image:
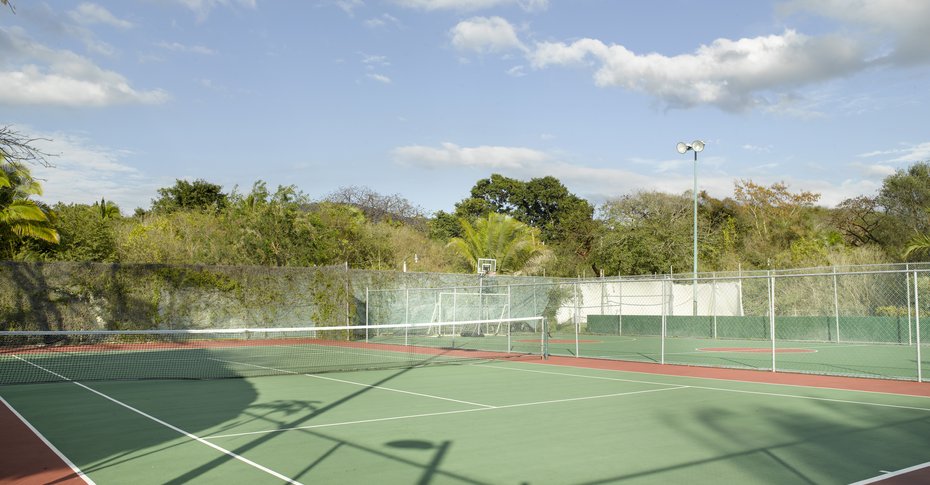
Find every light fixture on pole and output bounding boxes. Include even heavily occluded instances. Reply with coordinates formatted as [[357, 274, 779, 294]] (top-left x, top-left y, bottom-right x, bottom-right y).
[[677, 140, 704, 316]]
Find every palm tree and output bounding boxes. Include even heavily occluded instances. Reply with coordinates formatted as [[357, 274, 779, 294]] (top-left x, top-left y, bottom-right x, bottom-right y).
[[904, 209, 930, 260], [95, 197, 121, 219], [904, 234, 930, 259], [0, 155, 60, 250], [447, 212, 547, 274]]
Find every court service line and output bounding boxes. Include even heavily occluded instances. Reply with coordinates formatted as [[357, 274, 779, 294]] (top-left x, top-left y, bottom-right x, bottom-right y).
[[12, 355, 305, 485], [204, 385, 688, 440], [485, 364, 930, 412], [209, 357, 496, 408], [0, 395, 96, 485]]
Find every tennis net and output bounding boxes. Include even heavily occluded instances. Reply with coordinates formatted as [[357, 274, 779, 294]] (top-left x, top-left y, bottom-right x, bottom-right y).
[[0, 317, 546, 385]]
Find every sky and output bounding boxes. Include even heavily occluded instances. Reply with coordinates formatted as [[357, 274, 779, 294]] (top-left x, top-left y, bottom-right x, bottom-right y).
[[3, 0, 930, 215]]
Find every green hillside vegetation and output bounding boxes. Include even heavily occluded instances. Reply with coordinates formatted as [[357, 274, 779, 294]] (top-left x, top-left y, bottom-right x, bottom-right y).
[[2, 129, 929, 275]]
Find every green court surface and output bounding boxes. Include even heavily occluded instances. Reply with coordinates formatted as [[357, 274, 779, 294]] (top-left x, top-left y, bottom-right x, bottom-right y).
[[3, 359, 930, 484], [547, 334, 929, 381]]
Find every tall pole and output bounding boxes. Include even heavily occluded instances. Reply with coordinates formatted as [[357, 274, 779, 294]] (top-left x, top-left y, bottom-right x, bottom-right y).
[[693, 149, 698, 316]]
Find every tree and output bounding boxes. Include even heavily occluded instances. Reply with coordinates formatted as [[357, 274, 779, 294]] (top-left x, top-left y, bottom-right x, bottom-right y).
[[0, 156, 60, 256], [831, 195, 886, 247], [324, 186, 426, 229], [95, 197, 121, 220], [151, 179, 227, 214], [904, 234, 930, 259], [593, 191, 696, 275], [733, 180, 820, 241], [0, 126, 51, 167], [454, 174, 597, 275], [877, 162, 930, 250], [50, 203, 118, 262], [447, 213, 547, 274]]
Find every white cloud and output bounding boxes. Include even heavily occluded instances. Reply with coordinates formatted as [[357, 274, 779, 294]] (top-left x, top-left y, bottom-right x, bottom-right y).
[[392, 142, 550, 169], [506, 65, 526, 77], [361, 54, 389, 66], [392, 0, 547, 12], [780, 0, 930, 64], [0, 27, 169, 107], [530, 30, 865, 111], [26, 131, 160, 212], [450, 16, 526, 54], [367, 73, 392, 83], [68, 3, 134, 30], [172, 0, 257, 21], [336, 0, 365, 16], [364, 13, 400, 28], [850, 162, 896, 178], [156, 41, 216, 55], [857, 142, 930, 164], [392, 142, 882, 207]]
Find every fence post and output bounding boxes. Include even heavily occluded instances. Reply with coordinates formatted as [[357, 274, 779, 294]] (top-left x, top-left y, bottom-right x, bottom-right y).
[[769, 272, 776, 372], [345, 262, 350, 327], [914, 270, 922, 383], [832, 266, 841, 343], [574, 282, 580, 358], [738, 263, 745, 316], [618, 277, 623, 336], [906, 264, 913, 346], [661, 276, 667, 364], [711, 272, 717, 339], [365, 286, 370, 342]]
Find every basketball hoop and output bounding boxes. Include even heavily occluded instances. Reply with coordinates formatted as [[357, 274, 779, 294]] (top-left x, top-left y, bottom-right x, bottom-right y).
[[477, 258, 497, 276]]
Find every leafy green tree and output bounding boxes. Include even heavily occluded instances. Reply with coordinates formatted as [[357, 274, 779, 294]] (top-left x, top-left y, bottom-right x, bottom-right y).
[[593, 191, 696, 275], [447, 213, 547, 274], [151, 179, 227, 214], [95, 198, 121, 220], [877, 162, 930, 250], [50, 203, 118, 262], [428, 210, 462, 240], [0, 156, 59, 257], [904, 234, 930, 259]]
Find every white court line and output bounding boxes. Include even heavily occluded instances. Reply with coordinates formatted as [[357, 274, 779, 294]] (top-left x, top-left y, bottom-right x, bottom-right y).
[[850, 461, 930, 484], [12, 355, 304, 485], [0, 395, 96, 485], [210, 357, 496, 408], [205, 385, 688, 440], [484, 364, 930, 412]]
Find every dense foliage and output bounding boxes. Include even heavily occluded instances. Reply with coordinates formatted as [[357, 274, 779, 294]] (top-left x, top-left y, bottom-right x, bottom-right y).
[[2, 126, 929, 275]]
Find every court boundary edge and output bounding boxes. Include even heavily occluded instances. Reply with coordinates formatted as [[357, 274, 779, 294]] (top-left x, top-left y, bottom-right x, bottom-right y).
[[0, 396, 93, 485], [533, 356, 930, 397]]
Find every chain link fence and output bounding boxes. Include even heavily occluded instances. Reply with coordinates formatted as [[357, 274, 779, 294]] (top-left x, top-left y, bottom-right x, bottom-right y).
[[1, 261, 927, 381]]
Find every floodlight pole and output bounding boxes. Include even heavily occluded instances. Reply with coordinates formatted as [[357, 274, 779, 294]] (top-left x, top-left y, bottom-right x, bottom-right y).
[[677, 140, 704, 316], [692, 148, 698, 316]]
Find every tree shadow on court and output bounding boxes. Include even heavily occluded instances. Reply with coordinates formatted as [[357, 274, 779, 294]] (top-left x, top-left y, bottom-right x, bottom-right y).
[[161, 352, 485, 484], [573, 398, 930, 484]]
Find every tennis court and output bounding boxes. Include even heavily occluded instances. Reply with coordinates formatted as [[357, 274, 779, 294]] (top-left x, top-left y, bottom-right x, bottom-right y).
[[546, 334, 927, 381], [2, 319, 930, 484]]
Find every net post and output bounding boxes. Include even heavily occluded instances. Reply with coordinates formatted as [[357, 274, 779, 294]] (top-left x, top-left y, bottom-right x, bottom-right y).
[[542, 316, 549, 359], [507, 319, 512, 353], [914, 270, 922, 383]]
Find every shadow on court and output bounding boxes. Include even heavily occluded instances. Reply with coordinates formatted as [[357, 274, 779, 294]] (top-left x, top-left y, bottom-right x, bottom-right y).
[[161, 350, 479, 484]]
